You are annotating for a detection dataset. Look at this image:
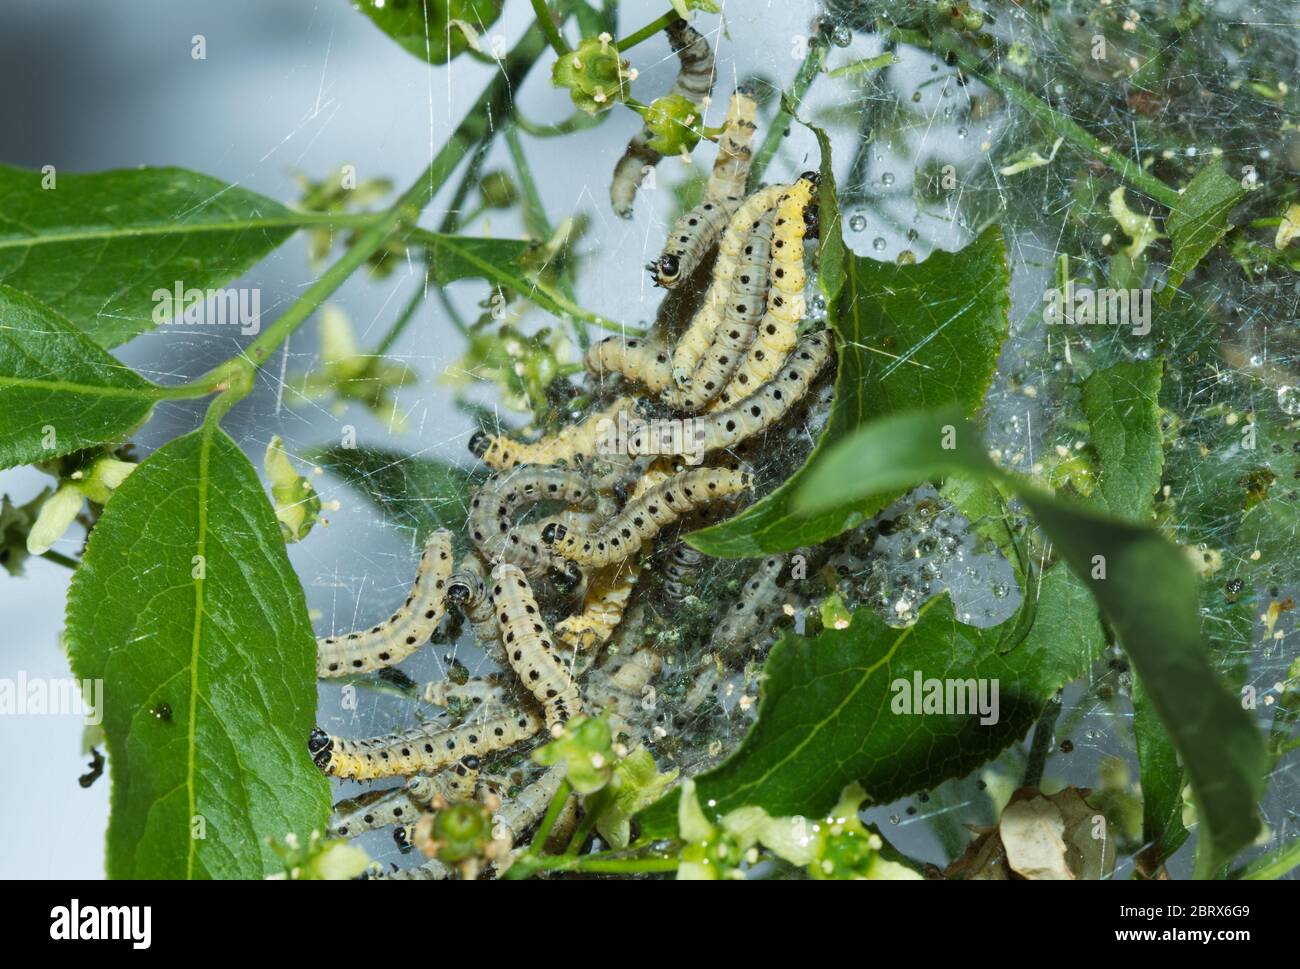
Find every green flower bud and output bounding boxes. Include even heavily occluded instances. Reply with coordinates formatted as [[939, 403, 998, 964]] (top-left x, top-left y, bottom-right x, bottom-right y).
[[478, 169, 519, 209], [638, 94, 704, 156], [430, 800, 494, 863], [551, 34, 631, 116], [533, 714, 615, 794], [265, 435, 326, 543]]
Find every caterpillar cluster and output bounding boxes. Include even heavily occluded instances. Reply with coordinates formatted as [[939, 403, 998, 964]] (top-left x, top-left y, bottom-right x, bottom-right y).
[[312, 24, 840, 874]]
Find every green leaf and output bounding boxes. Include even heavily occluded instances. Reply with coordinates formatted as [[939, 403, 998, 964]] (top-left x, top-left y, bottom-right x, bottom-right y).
[[638, 567, 1101, 836], [0, 164, 298, 347], [1080, 359, 1164, 519], [687, 219, 1010, 558], [66, 425, 329, 878], [0, 286, 161, 470], [1078, 358, 1188, 864], [1160, 163, 1248, 306], [312, 445, 477, 545], [792, 408, 1267, 878], [350, 0, 504, 65]]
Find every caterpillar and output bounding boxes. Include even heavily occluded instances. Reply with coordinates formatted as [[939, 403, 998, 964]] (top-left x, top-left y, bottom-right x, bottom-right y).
[[445, 557, 503, 660], [491, 767, 567, 845], [664, 543, 706, 600], [423, 674, 509, 719], [610, 19, 714, 217], [669, 206, 779, 411], [468, 397, 636, 471], [489, 563, 583, 727], [329, 787, 420, 839], [668, 184, 788, 392], [712, 555, 787, 658], [632, 330, 834, 458], [714, 173, 820, 408], [468, 468, 591, 577], [555, 559, 641, 651], [649, 89, 760, 288], [372, 858, 451, 881], [585, 332, 673, 395], [316, 529, 454, 677], [407, 757, 482, 807], [309, 707, 542, 781], [541, 466, 752, 567]]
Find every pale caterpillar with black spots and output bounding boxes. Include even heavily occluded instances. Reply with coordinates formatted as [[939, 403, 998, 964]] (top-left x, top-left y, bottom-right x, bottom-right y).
[[610, 19, 714, 217], [714, 173, 820, 408], [489, 563, 582, 727], [308, 708, 542, 781], [328, 758, 479, 840], [585, 332, 673, 395], [555, 559, 641, 651], [316, 529, 453, 677], [649, 89, 759, 288], [541, 466, 752, 567], [712, 555, 787, 658], [669, 183, 787, 392], [468, 397, 636, 472], [467, 468, 590, 577], [631, 330, 834, 458], [669, 206, 779, 410]]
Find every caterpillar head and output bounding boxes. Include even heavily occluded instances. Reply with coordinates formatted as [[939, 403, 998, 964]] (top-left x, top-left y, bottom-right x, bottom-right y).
[[649, 253, 681, 287], [308, 727, 333, 769], [468, 430, 490, 458], [446, 574, 481, 608], [541, 521, 567, 544], [392, 827, 413, 853]]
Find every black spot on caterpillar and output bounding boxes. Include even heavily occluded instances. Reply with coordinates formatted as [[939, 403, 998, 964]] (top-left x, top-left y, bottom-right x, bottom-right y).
[[468, 468, 591, 577], [541, 466, 752, 567], [468, 397, 636, 471], [610, 19, 714, 218], [310, 708, 542, 781], [650, 89, 759, 287], [316, 529, 454, 678], [714, 173, 819, 407], [489, 563, 582, 727]]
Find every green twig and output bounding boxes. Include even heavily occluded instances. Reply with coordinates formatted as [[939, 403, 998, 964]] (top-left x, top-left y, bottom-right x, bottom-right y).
[[615, 10, 679, 52], [1229, 837, 1300, 880], [507, 843, 680, 878], [885, 26, 1182, 210], [40, 550, 81, 570], [372, 272, 432, 357], [531, 0, 570, 56], [749, 32, 830, 186], [525, 777, 573, 860]]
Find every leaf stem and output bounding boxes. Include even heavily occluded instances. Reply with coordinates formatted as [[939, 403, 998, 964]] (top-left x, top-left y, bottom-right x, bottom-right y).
[[180, 25, 549, 396], [615, 10, 679, 52], [40, 549, 81, 570], [1229, 837, 1300, 880], [1022, 692, 1063, 788], [884, 26, 1182, 210], [531, 0, 571, 56], [749, 32, 830, 186], [372, 272, 432, 357], [525, 777, 573, 859]]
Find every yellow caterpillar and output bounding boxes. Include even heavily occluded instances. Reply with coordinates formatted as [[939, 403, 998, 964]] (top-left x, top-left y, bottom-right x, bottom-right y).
[[468, 397, 636, 471], [541, 466, 752, 567], [309, 707, 542, 781], [649, 89, 759, 288], [316, 529, 453, 677], [669, 184, 787, 393], [713, 173, 819, 408], [671, 207, 778, 411], [555, 559, 641, 651], [585, 333, 673, 395], [489, 563, 582, 727]]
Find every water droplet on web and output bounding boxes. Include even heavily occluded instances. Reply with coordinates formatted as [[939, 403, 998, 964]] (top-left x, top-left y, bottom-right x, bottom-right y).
[[872, 236, 887, 251], [881, 172, 895, 187], [831, 25, 853, 47], [956, 127, 968, 138], [1278, 386, 1300, 416], [848, 213, 867, 232]]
